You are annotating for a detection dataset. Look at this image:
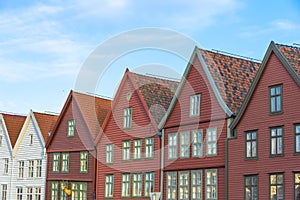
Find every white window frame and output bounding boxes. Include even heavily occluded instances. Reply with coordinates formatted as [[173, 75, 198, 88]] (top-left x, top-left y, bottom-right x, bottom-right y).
[[27, 187, 33, 200], [105, 175, 114, 198], [132, 173, 142, 197], [2, 184, 7, 200], [180, 132, 190, 158], [35, 187, 41, 200], [191, 170, 202, 200], [190, 94, 201, 117], [106, 144, 114, 164], [36, 160, 42, 177], [144, 172, 154, 197], [16, 187, 23, 200], [166, 172, 177, 200], [122, 173, 130, 197], [134, 139, 142, 160], [29, 134, 33, 145], [0, 135, 3, 147], [206, 128, 217, 156], [18, 161, 25, 178], [205, 169, 218, 200], [145, 137, 154, 159], [168, 133, 178, 159], [192, 129, 203, 157], [122, 141, 130, 161], [178, 171, 189, 200], [28, 160, 34, 178], [3, 158, 9, 175], [123, 107, 132, 129]]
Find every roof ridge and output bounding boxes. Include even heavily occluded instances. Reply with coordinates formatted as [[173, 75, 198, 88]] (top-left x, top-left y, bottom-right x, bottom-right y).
[[276, 43, 300, 51], [33, 111, 59, 116], [1, 112, 26, 117], [130, 71, 180, 83], [73, 90, 113, 101]]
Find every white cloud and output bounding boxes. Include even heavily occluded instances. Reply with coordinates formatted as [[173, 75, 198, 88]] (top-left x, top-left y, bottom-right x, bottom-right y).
[[272, 20, 299, 30]]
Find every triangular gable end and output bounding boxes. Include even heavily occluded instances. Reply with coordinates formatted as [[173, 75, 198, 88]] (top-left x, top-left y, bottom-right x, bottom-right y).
[[0, 114, 13, 154]]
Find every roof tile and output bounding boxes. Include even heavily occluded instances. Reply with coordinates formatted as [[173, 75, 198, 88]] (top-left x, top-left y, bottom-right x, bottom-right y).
[[33, 112, 58, 143], [276, 43, 300, 76]]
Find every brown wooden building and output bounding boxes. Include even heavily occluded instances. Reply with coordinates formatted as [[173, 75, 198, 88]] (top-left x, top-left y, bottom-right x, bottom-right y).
[[45, 91, 111, 200], [159, 47, 260, 200], [95, 69, 178, 199], [228, 42, 300, 199]]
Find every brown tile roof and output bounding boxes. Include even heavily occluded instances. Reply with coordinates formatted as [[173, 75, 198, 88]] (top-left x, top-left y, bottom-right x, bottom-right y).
[[130, 72, 179, 124], [199, 49, 261, 114], [33, 112, 58, 143], [276, 43, 300, 76], [2, 113, 26, 147]]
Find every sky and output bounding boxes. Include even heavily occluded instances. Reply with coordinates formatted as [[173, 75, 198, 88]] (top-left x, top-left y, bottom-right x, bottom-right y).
[[0, 0, 299, 115]]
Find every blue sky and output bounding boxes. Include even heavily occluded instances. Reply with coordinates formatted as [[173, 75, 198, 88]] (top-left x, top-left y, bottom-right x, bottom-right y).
[[0, 0, 299, 114]]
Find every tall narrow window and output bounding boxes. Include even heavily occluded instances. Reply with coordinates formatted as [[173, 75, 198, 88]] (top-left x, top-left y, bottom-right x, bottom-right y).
[[61, 152, 69, 173], [270, 127, 283, 156], [52, 153, 60, 172], [166, 172, 177, 200], [27, 187, 33, 200], [71, 182, 79, 199], [28, 160, 34, 178], [68, 119, 75, 137], [16, 187, 23, 200], [60, 181, 68, 200], [35, 187, 41, 200], [191, 170, 202, 200], [29, 134, 33, 145], [270, 173, 284, 200], [18, 161, 25, 178], [134, 139, 142, 159], [245, 175, 258, 200], [180, 132, 190, 158], [144, 172, 154, 197], [145, 137, 154, 159], [206, 169, 218, 200], [168, 133, 177, 159], [79, 183, 87, 200], [192, 129, 203, 157], [294, 173, 300, 199], [36, 160, 42, 177], [295, 125, 300, 153], [0, 135, 2, 146], [122, 141, 130, 161], [270, 85, 282, 113], [80, 151, 88, 173], [106, 144, 114, 164], [132, 173, 142, 197], [122, 173, 130, 197], [3, 158, 8, 174], [2, 184, 7, 200], [245, 131, 257, 159], [207, 128, 217, 156], [178, 171, 189, 200], [190, 94, 201, 117], [123, 108, 132, 129], [105, 175, 114, 198], [51, 182, 58, 200]]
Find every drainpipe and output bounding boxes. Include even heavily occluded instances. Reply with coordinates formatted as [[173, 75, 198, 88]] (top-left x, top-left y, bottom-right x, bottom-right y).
[[159, 129, 164, 198]]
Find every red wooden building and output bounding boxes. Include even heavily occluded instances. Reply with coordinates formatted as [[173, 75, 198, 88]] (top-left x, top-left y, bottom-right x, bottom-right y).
[[228, 42, 300, 199], [95, 69, 178, 199], [45, 91, 111, 200], [159, 47, 260, 200]]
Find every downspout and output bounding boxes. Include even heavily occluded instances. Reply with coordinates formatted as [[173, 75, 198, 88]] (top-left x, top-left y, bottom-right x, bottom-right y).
[[159, 129, 164, 198]]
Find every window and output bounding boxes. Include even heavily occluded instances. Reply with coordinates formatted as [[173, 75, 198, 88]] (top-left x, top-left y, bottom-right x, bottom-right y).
[[16, 187, 23, 200], [270, 127, 283, 156], [35, 187, 41, 200], [190, 94, 200, 117], [145, 137, 154, 159], [295, 173, 300, 200], [180, 132, 190, 158], [36, 160, 42, 177], [28, 160, 34, 178], [122, 141, 130, 161], [245, 175, 258, 200], [207, 128, 217, 156], [206, 169, 218, 200], [51, 182, 58, 200], [61, 153, 69, 173], [68, 119, 75, 137], [27, 187, 33, 200], [166, 172, 177, 200], [134, 139, 142, 159], [191, 170, 202, 200], [270, 85, 282, 113], [3, 158, 8, 174], [123, 107, 132, 129], [71, 182, 87, 200], [245, 131, 257, 159], [18, 161, 25, 178], [295, 125, 300, 153], [105, 175, 114, 198], [2, 184, 7, 200], [106, 144, 114, 164], [178, 171, 189, 200], [29, 134, 33, 145], [60, 181, 68, 200], [132, 173, 142, 197], [144, 172, 154, 197], [52, 153, 60, 172], [270, 173, 284, 200], [71, 183, 79, 200], [122, 173, 130, 197], [192, 130, 203, 157], [0, 135, 3, 146], [168, 133, 177, 159], [80, 151, 88, 173]]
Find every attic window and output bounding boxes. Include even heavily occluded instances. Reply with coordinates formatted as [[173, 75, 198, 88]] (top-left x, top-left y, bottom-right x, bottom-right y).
[[0, 135, 2, 146], [190, 94, 201, 117], [29, 134, 33, 145], [68, 119, 75, 137]]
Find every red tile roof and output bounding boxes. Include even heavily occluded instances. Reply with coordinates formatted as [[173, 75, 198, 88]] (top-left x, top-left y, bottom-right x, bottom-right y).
[[2, 113, 26, 147], [33, 112, 58, 143], [276, 43, 300, 76]]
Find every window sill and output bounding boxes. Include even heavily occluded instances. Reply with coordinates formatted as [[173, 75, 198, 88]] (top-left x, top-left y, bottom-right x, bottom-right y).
[[269, 111, 284, 116]]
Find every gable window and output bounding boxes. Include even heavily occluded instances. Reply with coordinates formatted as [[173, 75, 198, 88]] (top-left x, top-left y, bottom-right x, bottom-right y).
[[29, 134, 33, 145], [168, 133, 177, 159], [245, 131, 257, 159], [105, 175, 114, 198], [178, 171, 189, 200], [191, 170, 202, 200], [51, 181, 58, 200], [68, 119, 75, 137], [270, 127, 283, 156], [122, 141, 130, 161], [3, 158, 8, 175], [28, 160, 34, 178], [106, 144, 114, 164], [192, 129, 203, 157], [2, 184, 7, 200], [123, 107, 132, 129], [294, 173, 300, 199], [295, 125, 300, 153], [270, 85, 282, 113], [132, 173, 142, 197], [18, 161, 25, 178], [134, 139, 142, 160], [180, 132, 190, 158], [35, 187, 41, 200], [206, 169, 218, 200], [16, 187, 23, 200], [144, 172, 154, 197], [61, 152, 69, 173], [145, 137, 154, 159], [36, 160, 42, 177], [166, 172, 177, 200], [0, 135, 2, 146], [80, 151, 88, 173], [207, 128, 217, 156], [245, 175, 258, 200], [27, 187, 33, 200], [122, 173, 130, 197], [190, 94, 200, 117], [270, 173, 284, 200], [52, 153, 60, 172]]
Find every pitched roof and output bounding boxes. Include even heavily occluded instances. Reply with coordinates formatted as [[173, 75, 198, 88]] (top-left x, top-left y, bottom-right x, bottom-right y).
[[276, 43, 300, 76], [130, 72, 179, 124], [33, 112, 58, 143], [2, 113, 26, 147]]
